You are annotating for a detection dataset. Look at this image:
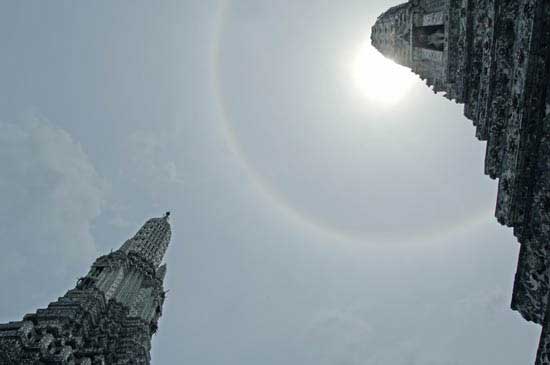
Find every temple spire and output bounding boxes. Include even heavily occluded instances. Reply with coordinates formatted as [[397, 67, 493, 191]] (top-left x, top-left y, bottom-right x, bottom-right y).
[[119, 213, 172, 267], [0, 214, 171, 363]]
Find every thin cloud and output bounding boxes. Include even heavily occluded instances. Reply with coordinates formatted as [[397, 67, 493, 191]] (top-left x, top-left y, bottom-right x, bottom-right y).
[[0, 113, 106, 320]]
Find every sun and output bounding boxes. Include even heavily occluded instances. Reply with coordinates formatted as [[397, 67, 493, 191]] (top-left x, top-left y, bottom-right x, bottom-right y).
[[349, 41, 418, 106]]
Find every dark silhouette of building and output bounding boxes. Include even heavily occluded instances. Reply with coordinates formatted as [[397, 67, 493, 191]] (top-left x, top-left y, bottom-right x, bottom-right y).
[[0, 213, 172, 364], [373, 1, 550, 363]]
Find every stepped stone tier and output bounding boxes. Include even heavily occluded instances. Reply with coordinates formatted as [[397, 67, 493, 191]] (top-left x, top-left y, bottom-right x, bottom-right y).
[[0, 213, 172, 364], [372, 0, 550, 363]]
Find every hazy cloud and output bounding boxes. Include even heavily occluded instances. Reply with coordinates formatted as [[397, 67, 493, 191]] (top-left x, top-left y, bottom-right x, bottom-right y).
[[121, 129, 184, 206], [302, 288, 526, 365], [304, 307, 373, 365], [0, 113, 106, 319]]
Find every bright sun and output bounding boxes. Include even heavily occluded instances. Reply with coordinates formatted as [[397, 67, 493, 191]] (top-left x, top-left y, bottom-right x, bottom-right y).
[[350, 42, 418, 106]]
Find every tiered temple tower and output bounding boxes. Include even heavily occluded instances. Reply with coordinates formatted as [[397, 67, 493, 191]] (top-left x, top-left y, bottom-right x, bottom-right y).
[[0, 213, 172, 364], [372, 1, 550, 363]]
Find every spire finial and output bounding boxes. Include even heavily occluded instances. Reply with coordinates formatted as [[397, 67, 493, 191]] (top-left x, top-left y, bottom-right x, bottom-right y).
[[164, 211, 170, 220]]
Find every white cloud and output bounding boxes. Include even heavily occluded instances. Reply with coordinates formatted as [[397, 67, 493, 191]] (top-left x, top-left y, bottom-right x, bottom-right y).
[[0, 113, 106, 319], [303, 307, 374, 365], [301, 288, 530, 365], [120, 129, 184, 208]]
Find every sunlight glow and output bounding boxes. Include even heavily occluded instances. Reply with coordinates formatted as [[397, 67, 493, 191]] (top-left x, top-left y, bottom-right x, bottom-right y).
[[350, 42, 418, 106]]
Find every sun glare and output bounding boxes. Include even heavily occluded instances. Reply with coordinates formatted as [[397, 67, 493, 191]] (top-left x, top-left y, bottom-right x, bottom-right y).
[[350, 42, 417, 106]]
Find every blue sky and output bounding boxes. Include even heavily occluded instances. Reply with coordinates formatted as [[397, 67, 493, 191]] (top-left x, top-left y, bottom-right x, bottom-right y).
[[0, 1, 542, 364]]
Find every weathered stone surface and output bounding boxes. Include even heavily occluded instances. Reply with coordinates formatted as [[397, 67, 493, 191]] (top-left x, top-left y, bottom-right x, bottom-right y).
[[0, 213, 171, 364], [373, 2, 550, 364]]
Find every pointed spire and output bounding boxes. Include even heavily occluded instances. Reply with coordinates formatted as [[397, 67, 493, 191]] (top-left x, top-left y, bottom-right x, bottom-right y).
[[119, 213, 172, 267]]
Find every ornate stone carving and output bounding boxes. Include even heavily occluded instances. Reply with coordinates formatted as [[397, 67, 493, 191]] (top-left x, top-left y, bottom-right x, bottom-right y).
[[0, 214, 171, 364], [373, 2, 550, 364]]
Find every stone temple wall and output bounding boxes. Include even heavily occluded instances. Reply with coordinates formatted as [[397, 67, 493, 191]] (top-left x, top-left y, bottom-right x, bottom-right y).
[[373, 1, 550, 364]]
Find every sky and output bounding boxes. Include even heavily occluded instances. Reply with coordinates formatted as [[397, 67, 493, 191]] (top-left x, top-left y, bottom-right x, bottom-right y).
[[0, 1, 542, 364]]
